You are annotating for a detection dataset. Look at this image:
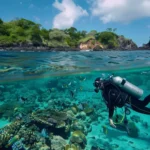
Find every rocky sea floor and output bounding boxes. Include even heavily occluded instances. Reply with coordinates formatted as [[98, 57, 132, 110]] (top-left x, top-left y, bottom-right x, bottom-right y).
[[0, 71, 150, 150]]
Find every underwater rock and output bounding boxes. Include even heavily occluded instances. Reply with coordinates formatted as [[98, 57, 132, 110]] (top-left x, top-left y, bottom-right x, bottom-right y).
[[130, 115, 141, 123], [66, 110, 76, 120], [39, 145, 50, 150], [31, 109, 69, 127], [47, 117, 58, 124], [75, 111, 86, 120], [90, 146, 105, 150], [111, 144, 119, 149], [112, 114, 139, 138], [56, 120, 66, 128], [83, 107, 94, 116], [71, 106, 78, 114], [71, 120, 85, 133], [30, 109, 73, 138], [65, 124, 71, 133], [64, 144, 81, 150], [127, 122, 139, 138], [70, 130, 86, 147], [0, 104, 93, 149], [51, 135, 66, 150], [0, 102, 20, 119], [141, 121, 149, 129]]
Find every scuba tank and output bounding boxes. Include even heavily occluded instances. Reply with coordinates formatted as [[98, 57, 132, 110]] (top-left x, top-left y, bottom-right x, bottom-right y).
[[110, 76, 143, 99]]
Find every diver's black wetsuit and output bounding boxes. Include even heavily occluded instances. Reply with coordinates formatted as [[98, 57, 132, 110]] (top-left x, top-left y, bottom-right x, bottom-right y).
[[101, 80, 150, 118]]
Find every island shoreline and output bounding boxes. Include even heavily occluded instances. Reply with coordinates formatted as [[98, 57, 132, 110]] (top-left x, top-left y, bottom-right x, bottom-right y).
[[0, 46, 149, 52]]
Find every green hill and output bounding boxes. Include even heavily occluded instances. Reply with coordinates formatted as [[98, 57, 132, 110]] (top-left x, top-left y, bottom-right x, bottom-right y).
[[0, 18, 137, 50]]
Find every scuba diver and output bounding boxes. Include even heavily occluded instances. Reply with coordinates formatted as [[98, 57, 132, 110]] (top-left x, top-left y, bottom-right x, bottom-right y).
[[93, 75, 150, 128]]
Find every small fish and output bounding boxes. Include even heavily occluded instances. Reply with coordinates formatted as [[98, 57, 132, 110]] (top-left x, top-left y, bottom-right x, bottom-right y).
[[77, 103, 84, 110], [68, 82, 72, 86], [80, 87, 83, 91], [19, 97, 28, 103], [79, 76, 86, 81], [102, 125, 108, 135], [72, 89, 76, 92], [89, 136, 96, 139], [41, 128, 48, 138], [70, 90, 74, 98], [83, 77, 86, 81], [62, 84, 68, 88]]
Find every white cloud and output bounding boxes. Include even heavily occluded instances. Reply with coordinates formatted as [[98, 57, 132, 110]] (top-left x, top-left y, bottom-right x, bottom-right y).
[[33, 16, 40, 23], [90, 0, 150, 23], [29, 4, 35, 9], [52, 0, 88, 29]]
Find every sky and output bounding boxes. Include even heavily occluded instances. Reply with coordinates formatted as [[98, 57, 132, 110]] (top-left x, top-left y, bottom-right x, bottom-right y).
[[0, 0, 150, 46]]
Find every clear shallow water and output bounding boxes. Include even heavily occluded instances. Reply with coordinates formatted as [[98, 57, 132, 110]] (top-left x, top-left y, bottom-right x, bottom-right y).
[[0, 50, 150, 82], [0, 50, 150, 150]]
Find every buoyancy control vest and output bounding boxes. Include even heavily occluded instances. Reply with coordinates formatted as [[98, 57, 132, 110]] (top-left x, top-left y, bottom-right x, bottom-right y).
[[102, 80, 129, 108]]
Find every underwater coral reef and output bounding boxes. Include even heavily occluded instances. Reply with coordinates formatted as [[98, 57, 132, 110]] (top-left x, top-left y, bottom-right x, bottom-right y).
[[0, 72, 150, 150]]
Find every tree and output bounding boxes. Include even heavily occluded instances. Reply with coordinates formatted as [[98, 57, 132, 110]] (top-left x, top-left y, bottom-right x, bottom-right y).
[[30, 25, 42, 46], [81, 30, 87, 37], [49, 29, 69, 47], [106, 28, 113, 32], [95, 32, 101, 40], [64, 27, 77, 35], [14, 27, 25, 36], [64, 27, 81, 47], [98, 31, 118, 48], [15, 18, 36, 29], [40, 28, 49, 40], [0, 18, 3, 24], [113, 28, 117, 33], [49, 29, 69, 41], [0, 24, 9, 36], [87, 30, 97, 36]]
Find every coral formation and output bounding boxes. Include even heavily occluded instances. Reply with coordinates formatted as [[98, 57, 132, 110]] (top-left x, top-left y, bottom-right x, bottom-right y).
[[127, 122, 139, 138], [64, 144, 81, 150], [0, 71, 148, 150], [70, 130, 86, 148], [51, 135, 66, 150]]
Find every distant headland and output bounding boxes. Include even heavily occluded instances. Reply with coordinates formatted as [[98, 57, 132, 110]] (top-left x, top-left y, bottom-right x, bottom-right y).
[[0, 18, 149, 51]]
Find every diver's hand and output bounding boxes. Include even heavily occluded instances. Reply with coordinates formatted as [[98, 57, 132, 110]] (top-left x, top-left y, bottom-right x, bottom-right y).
[[109, 118, 116, 128]]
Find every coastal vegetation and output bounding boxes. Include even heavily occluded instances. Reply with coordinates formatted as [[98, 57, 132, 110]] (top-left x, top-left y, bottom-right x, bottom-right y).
[[0, 18, 140, 50]]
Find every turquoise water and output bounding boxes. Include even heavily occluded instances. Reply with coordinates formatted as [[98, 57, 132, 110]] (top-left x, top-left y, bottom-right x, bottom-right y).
[[0, 50, 150, 150]]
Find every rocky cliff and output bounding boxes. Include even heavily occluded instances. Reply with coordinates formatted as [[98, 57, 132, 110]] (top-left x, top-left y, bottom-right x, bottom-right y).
[[139, 40, 150, 50], [79, 39, 104, 51], [79, 35, 138, 51], [116, 35, 138, 50]]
